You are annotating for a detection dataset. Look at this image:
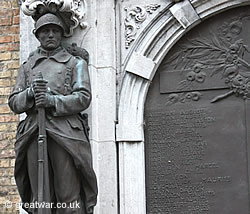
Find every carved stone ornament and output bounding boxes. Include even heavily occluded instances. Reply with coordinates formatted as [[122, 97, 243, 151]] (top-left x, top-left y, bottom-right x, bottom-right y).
[[124, 4, 161, 49], [144, 8, 250, 214], [161, 13, 250, 103], [166, 91, 202, 106], [20, 0, 87, 37]]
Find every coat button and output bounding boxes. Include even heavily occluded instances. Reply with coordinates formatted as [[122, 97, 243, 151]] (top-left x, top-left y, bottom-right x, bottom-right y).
[[58, 71, 62, 74]]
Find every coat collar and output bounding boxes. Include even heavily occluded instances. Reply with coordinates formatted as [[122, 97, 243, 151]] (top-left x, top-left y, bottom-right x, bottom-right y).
[[29, 46, 72, 68]]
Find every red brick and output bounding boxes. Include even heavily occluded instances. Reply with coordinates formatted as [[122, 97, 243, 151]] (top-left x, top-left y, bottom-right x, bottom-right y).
[[0, 43, 9, 52], [0, 87, 12, 96], [7, 43, 19, 51], [0, 149, 15, 159], [0, 168, 14, 177], [6, 186, 18, 195], [0, 1, 11, 9], [12, 69, 18, 77], [0, 63, 4, 71], [7, 194, 20, 204], [0, 106, 11, 114], [11, 0, 19, 8], [0, 52, 11, 61], [0, 98, 8, 105], [12, 16, 19, 25], [0, 186, 11, 196], [0, 0, 20, 205], [10, 159, 15, 167], [0, 9, 12, 17], [0, 35, 12, 43], [10, 78, 17, 86], [13, 9, 19, 16], [3, 139, 15, 148], [6, 26, 19, 34], [0, 140, 9, 150], [0, 17, 12, 26], [0, 132, 16, 141], [13, 34, 19, 42], [0, 115, 18, 123], [0, 70, 12, 78], [0, 177, 11, 185], [0, 186, 17, 195], [0, 159, 9, 167], [7, 60, 19, 69], [11, 52, 19, 60]]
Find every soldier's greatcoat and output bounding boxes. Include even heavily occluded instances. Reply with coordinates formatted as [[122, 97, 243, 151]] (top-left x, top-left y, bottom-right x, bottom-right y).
[[8, 46, 97, 213]]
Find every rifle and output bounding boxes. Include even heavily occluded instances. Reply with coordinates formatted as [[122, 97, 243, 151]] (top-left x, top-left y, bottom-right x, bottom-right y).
[[36, 72, 51, 214]]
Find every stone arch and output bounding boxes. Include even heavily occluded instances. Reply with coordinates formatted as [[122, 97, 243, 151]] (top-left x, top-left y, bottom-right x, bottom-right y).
[[117, 0, 250, 213]]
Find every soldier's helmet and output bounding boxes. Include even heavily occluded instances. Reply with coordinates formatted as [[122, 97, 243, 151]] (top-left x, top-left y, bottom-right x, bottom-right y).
[[33, 13, 65, 37]]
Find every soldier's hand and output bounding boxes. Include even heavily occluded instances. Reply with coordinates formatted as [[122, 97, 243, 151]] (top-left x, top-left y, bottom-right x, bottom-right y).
[[33, 79, 46, 107], [32, 79, 55, 108], [33, 79, 47, 95], [27, 87, 34, 100], [35, 92, 55, 108]]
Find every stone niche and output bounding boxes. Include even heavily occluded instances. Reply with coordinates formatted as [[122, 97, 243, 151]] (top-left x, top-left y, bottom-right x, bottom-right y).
[[144, 6, 250, 214]]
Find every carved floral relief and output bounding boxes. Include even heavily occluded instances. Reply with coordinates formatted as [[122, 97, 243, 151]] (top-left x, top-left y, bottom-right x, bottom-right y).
[[20, 0, 87, 37], [164, 14, 250, 103], [124, 4, 161, 49], [166, 91, 202, 106]]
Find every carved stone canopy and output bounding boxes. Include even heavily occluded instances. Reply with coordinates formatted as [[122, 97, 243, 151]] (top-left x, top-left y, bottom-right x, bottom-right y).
[[20, 0, 87, 37]]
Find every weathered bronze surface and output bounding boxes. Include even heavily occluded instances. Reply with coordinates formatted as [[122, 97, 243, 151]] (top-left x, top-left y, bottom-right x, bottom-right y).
[[145, 6, 250, 213], [8, 13, 97, 214]]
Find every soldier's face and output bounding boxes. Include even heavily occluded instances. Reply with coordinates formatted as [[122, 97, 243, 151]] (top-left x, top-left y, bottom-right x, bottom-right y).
[[37, 24, 62, 50]]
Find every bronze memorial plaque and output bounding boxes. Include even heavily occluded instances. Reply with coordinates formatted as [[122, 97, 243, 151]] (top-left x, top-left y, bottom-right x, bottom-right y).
[[145, 6, 250, 214]]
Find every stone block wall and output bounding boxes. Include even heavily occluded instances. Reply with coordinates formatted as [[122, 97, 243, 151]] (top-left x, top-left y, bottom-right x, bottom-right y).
[[0, 0, 20, 213]]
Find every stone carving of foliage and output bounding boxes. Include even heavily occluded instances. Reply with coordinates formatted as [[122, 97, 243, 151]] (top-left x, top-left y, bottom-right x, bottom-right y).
[[167, 91, 202, 106], [165, 15, 250, 102], [124, 4, 161, 49], [20, 0, 87, 37]]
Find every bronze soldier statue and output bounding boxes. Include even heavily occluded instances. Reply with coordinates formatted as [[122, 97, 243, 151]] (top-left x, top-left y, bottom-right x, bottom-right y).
[[8, 13, 97, 214]]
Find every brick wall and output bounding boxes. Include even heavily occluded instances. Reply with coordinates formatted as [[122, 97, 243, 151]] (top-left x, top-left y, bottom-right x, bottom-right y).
[[0, 0, 20, 213]]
